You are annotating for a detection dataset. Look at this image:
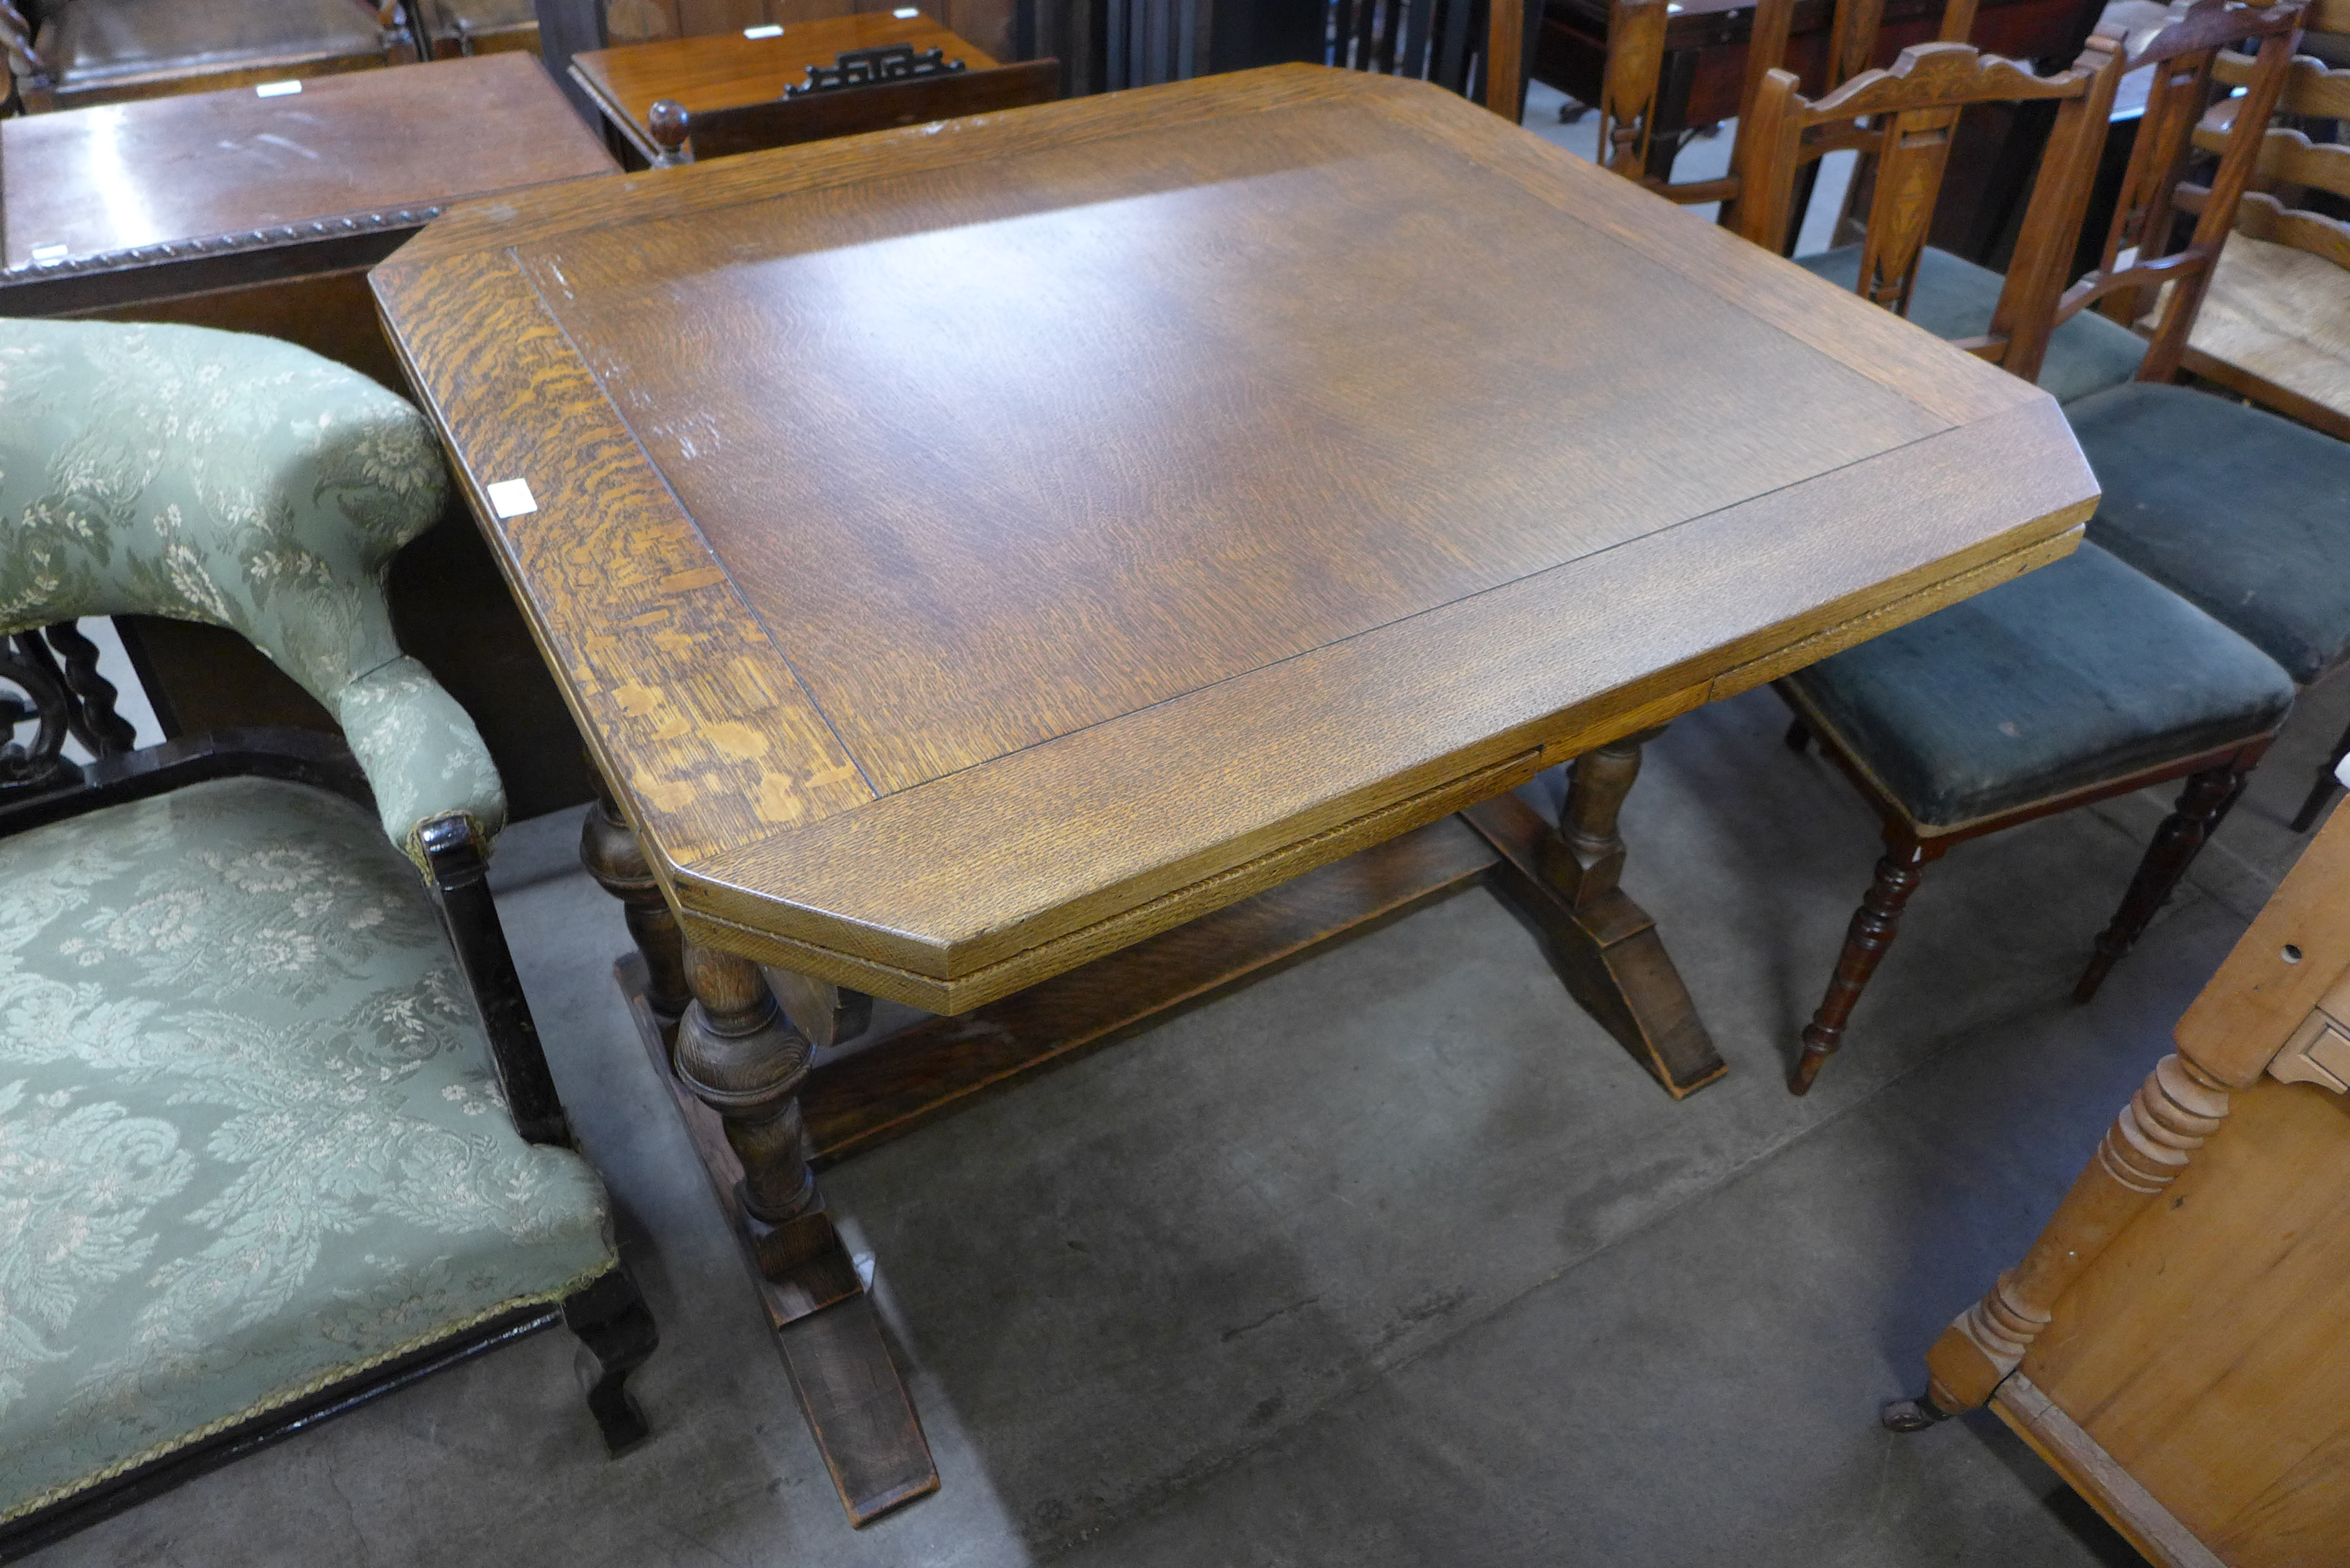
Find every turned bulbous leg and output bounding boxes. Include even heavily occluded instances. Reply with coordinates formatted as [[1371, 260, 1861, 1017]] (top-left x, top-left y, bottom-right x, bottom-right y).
[[1794, 838, 1931, 1095], [579, 780, 690, 1030]]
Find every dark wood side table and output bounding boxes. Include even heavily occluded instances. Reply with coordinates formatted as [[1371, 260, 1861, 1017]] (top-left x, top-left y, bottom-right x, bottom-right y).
[[374, 63, 2097, 1524], [568, 8, 998, 164], [0, 50, 620, 819]]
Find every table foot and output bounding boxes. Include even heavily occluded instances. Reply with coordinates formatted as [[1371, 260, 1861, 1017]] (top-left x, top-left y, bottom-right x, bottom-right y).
[[1463, 791, 1727, 1099], [617, 955, 939, 1524], [779, 1294, 940, 1526]]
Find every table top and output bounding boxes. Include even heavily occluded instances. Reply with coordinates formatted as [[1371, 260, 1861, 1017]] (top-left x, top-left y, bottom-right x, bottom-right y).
[[569, 10, 998, 156], [1, 52, 614, 283], [373, 64, 2097, 1014]]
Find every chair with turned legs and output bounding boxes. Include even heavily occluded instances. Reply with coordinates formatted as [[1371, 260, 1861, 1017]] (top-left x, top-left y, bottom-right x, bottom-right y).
[[1724, 39, 2300, 1093]]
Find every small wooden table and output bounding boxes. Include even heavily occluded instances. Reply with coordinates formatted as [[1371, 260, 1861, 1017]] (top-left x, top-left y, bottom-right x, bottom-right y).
[[568, 9, 998, 165], [373, 64, 2097, 1524]]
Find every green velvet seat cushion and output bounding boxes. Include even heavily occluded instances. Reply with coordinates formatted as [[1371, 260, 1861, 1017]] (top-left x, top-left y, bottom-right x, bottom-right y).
[[0, 778, 614, 1524], [1783, 543, 2293, 829], [2070, 380, 2350, 684], [1797, 244, 2150, 404]]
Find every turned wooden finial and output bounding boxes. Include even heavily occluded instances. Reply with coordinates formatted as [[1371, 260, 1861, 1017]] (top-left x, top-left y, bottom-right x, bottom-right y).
[[648, 98, 691, 166]]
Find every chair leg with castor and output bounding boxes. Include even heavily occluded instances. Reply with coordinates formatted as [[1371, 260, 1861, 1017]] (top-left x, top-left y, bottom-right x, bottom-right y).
[[1794, 839, 1931, 1095], [2289, 716, 2350, 833], [2076, 763, 2247, 1002], [1881, 1392, 1951, 1431], [563, 1266, 658, 1455]]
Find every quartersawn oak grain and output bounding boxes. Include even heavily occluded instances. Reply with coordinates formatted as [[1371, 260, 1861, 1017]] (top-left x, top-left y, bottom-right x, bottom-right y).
[[372, 63, 2097, 1015]]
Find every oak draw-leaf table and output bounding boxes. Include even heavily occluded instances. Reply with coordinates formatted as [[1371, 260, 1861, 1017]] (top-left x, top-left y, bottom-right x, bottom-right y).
[[370, 63, 2099, 1526]]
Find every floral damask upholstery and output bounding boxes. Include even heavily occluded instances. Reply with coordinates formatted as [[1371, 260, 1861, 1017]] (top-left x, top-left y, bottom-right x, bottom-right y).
[[0, 317, 624, 1524], [0, 780, 615, 1522], [0, 317, 502, 857]]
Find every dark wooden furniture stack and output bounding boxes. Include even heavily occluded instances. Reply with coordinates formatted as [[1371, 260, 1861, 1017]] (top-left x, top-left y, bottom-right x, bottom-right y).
[[373, 61, 2098, 1522], [1545, 0, 2110, 256], [0, 50, 621, 819], [1892, 776, 2350, 1566]]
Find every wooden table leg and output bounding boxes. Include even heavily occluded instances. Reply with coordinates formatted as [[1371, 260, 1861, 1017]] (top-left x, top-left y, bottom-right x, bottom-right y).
[[1466, 726, 1728, 1098], [582, 795, 938, 1526]]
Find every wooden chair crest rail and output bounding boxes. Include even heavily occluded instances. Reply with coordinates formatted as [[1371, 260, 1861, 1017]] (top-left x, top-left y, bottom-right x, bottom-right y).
[[0, 317, 655, 1555], [1885, 782, 2350, 1566], [1595, 0, 1979, 217], [647, 52, 1060, 164], [1, 0, 415, 114], [1740, 41, 2301, 1093], [2165, 14, 2350, 452]]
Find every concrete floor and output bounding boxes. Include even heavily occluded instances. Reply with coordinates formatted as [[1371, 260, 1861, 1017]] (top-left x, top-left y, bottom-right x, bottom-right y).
[[29, 82, 2337, 1568], [34, 661, 2350, 1567]]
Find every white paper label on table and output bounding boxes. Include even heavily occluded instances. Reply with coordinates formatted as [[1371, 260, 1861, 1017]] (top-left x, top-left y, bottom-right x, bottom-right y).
[[29, 243, 69, 263], [743, 22, 783, 37], [486, 478, 538, 519], [255, 80, 302, 97]]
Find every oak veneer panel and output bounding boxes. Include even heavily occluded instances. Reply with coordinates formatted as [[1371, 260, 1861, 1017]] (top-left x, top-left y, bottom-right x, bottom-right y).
[[0, 53, 612, 274], [2020, 1078, 2350, 1567], [525, 95, 1945, 793], [374, 65, 2097, 1010]]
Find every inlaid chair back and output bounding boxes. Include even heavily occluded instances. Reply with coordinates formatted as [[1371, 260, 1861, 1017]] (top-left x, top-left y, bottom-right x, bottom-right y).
[[2060, 0, 2307, 381], [1597, 0, 1979, 220], [1329, 0, 1528, 117], [1733, 40, 2122, 380]]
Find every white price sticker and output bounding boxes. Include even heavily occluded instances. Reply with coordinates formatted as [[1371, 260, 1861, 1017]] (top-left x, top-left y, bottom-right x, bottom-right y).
[[485, 478, 538, 519]]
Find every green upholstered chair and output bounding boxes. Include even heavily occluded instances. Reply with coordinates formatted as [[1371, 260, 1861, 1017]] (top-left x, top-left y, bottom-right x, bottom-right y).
[[0, 317, 655, 1554], [1728, 34, 2299, 1093]]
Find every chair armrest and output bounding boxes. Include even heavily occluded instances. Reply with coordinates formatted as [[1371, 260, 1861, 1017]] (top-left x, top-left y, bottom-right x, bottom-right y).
[[416, 811, 570, 1146], [332, 655, 508, 864]]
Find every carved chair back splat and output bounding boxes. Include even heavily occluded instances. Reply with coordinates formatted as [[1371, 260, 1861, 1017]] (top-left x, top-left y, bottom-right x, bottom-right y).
[[1734, 39, 2120, 380]]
